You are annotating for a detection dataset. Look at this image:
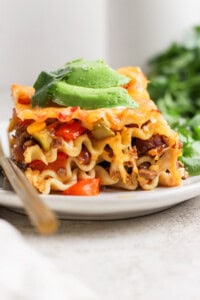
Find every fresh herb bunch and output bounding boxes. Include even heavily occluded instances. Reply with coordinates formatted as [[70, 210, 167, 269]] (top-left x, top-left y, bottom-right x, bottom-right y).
[[147, 26, 200, 175]]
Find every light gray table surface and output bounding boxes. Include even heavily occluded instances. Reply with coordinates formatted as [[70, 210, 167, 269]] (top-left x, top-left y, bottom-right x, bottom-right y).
[[1, 91, 200, 300]]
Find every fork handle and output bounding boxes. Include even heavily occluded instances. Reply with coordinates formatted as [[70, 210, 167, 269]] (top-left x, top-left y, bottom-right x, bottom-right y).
[[0, 157, 59, 234]]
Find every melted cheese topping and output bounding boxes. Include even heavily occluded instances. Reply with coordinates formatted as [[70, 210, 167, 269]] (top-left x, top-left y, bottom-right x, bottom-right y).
[[11, 66, 176, 140]]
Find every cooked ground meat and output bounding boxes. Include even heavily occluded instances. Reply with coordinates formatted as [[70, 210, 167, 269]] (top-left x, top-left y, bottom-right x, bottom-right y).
[[138, 168, 158, 180], [12, 122, 32, 162], [138, 162, 151, 169], [15, 122, 31, 145], [77, 145, 91, 165], [52, 137, 63, 148], [12, 145, 24, 162], [135, 134, 167, 156]]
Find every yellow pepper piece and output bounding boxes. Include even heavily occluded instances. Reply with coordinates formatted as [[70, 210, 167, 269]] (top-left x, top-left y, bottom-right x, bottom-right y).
[[27, 121, 46, 135]]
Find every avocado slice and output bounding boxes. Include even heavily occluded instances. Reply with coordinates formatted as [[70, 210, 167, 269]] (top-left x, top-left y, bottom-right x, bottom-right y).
[[64, 59, 131, 88], [50, 81, 138, 109], [32, 59, 139, 109]]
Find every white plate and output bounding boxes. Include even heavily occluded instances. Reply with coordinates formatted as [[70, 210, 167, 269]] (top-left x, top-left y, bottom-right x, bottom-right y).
[[0, 121, 200, 220]]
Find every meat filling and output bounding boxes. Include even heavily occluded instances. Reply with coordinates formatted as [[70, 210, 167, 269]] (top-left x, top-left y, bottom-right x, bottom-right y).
[[135, 134, 167, 156]]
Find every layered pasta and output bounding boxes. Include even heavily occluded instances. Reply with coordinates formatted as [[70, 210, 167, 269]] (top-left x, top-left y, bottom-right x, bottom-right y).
[[9, 66, 187, 195]]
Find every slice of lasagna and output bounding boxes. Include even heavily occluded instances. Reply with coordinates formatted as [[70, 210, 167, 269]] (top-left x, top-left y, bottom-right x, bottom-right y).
[[8, 59, 187, 195]]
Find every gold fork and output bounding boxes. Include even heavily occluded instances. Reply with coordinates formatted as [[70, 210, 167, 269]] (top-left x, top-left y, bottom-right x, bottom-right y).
[[0, 140, 59, 234]]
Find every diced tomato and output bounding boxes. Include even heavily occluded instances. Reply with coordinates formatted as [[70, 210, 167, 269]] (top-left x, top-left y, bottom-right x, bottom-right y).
[[19, 119, 33, 126], [62, 178, 100, 196], [28, 152, 67, 172], [17, 119, 33, 128], [70, 106, 79, 113], [48, 152, 67, 172], [55, 121, 86, 142], [18, 92, 31, 105], [12, 84, 34, 105], [28, 160, 46, 172]]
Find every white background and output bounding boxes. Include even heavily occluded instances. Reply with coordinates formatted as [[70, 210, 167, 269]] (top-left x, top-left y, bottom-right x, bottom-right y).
[[0, 0, 200, 95], [0, 0, 107, 89], [107, 0, 200, 69]]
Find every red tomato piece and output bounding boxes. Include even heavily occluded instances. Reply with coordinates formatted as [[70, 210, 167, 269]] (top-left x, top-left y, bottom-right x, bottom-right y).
[[48, 152, 67, 171], [55, 121, 86, 141], [62, 178, 100, 196], [18, 94, 31, 105], [18, 119, 33, 128], [28, 160, 46, 172], [28, 152, 67, 172]]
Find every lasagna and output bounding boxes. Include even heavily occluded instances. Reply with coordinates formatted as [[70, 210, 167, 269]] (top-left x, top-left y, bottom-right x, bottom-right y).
[[8, 61, 187, 195]]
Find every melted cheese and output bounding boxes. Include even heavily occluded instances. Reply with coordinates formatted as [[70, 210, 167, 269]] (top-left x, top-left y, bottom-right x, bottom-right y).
[[11, 66, 176, 142], [9, 67, 184, 194]]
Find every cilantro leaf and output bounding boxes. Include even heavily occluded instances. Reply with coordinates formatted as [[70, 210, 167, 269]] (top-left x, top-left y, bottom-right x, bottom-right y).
[[32, 67, 71, 107], [147, 26, 200, 176]]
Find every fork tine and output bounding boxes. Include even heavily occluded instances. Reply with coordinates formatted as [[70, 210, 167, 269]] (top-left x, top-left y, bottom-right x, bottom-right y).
[[3, 176, 12, 190], [0, 166, 12, 190], [0, 167, 4, 189], [0, 174, 3, 189]]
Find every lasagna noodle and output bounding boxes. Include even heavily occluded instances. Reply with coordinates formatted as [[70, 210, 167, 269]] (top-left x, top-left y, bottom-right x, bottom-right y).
[[10, 67, 184, 194]]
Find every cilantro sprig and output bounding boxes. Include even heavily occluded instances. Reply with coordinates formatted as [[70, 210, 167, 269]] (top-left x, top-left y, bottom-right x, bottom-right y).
[[32, 67, 70, 107], [147, 26, 200, 175]]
